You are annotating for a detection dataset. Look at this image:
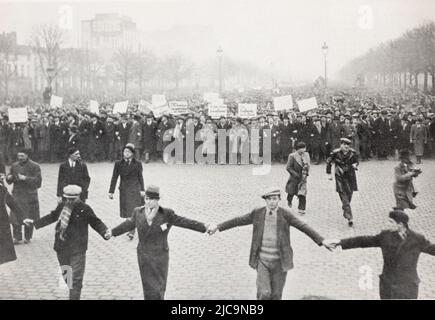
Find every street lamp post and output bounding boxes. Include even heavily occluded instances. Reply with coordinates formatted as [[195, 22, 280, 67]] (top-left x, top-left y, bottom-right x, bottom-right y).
[[217, 46, 223, 94], [321, 42, 328, 90]]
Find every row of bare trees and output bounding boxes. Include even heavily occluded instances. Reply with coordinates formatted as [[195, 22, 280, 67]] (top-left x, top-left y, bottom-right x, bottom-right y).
[[340, 21, 435, 94]]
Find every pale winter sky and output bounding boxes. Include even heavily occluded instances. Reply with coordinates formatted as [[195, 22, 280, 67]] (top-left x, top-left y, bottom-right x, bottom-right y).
[[0, 0, 434, 83]]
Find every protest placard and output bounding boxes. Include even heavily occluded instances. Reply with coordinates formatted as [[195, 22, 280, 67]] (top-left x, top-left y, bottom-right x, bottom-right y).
[[138, 99, 152, 113], [273, 95, 293, 111], [113, 100, 129, 114], [152, 94, 167, 107], [8, 107, 28, 123], [50, 95, 63, 108], [238, 103, 257, 118], [208, 104, 227, 119], [89, 100, 99, 114], [297, 97, 318, 112], [169, 101, 188, 115], [150, 103, 171, 118]]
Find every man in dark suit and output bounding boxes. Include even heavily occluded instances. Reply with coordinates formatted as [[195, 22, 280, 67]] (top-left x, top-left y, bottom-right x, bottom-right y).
[[331, 210, 435, 299], [107, 185, 208, 300], [374, 110, 390, 159], [207, 188, 333, 300], [57, 147, 91, 203], [24, 185, 110, 300]]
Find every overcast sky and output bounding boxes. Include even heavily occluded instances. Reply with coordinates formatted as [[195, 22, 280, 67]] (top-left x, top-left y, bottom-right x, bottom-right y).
[[1, 0, 434, 82]]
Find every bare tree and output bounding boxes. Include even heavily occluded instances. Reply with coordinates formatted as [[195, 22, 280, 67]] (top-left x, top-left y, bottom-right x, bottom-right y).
[[30, 24, 65, 91], [133, 48, 156, 95], [113, 46, 136, 95], [0, 33, 17, 98], [161, 53, 194, 90]]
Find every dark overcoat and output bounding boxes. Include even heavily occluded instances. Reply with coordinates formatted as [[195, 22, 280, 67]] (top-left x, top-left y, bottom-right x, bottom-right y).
[[326, 148, 359, 194], [6, 159, 42, 221], [33, 201, 108, 254], [109, 158, 144, 218], [0, 184, 24, 265], [341, 229, 435, 299], [111, 206, 206, 299], [57, 161, 91, 201]]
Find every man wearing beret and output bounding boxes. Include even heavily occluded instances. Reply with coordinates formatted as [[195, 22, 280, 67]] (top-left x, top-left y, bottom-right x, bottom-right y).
[[24, 185, 110, 300], [207, 188, 334, 300], [326, 138, 359, 227], [330, 210, 435, 299], [107, 185, 208, 300]]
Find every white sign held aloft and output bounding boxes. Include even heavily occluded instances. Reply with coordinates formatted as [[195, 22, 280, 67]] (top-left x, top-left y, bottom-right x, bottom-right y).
[[238, 103, 257, 118], [169, 101, 188, 116], [273, 95, 293, 111], [89, 100, 99, 115], [297, 97, 318, 112], [8, 107, 28, 123], [152, 94, 167, 107], [50, 95, 63, 108], [113, 100, 129, 114], [150, 103, 171, 118], [208, 105, 227, 119]]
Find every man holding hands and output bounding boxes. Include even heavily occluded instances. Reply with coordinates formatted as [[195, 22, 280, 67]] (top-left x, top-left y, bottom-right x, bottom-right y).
[[207, 188, 335, 300]]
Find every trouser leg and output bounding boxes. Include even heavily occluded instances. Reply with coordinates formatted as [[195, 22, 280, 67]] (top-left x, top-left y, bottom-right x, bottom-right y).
[[256, 260, 273, 300], [287, 194, 294, 207], [339, 191, 353, 221], [57, 251, 86, 300], [298, 195, 306, 211], [24, 224, 33, 241], [270, 261, 287, 300], [13, 224, 22, 241]]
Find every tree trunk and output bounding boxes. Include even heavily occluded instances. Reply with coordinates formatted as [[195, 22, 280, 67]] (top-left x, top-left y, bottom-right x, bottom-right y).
[[414, 72, 419, 90], [403, 72, 406, 90], [432, 71, 435, 96], [423, 71, 428, 92]]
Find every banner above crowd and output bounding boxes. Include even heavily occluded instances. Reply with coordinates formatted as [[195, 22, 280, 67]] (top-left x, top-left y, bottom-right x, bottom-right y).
[[89, 100, 99, 115], [152, 94, 167, 107], [113, 100, 129, 114], [297, 97, 318, 112], [238, 103, 257, 118], [273, 95, 293, 111], [138, 100, 153, 113], [203, 92, 219, 104], [50, 95, 63, 108], [169, 101, 188, 115], [208, 104, 227, 119], [8, 107, 28, 123]]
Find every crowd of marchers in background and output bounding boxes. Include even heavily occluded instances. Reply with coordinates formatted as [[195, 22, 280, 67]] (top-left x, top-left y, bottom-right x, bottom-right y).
[[0, 86, 434, 166]]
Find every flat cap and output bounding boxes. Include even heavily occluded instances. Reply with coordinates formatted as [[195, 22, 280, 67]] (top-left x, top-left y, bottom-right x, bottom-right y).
[[261, 188, 281, 199], [63, 185, 82, 198]]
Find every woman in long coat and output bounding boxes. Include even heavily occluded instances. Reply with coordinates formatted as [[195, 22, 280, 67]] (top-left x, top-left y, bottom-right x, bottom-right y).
[[285, 142, 310, 215], [0, 177, 24, 265], [109, 143, 145, 240], [410, 118, 428, 164]]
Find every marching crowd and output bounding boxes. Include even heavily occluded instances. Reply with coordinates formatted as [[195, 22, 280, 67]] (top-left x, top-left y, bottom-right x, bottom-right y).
[[0, 87, 435, 301], [1, 89, 435, 166]]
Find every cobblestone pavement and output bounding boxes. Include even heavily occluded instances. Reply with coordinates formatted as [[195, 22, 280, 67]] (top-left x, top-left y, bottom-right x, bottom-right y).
[[1, 159, 434, 300]]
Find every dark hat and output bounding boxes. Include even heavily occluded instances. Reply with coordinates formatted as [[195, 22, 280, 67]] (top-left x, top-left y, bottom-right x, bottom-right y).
[[145, 185, 160, 200], [381, 110, 388, 115], [296, 141, 306, 149], [389, 210, 409, 226], [340, 138, 351, 145], [63, 185, 82, 198], [261, 187, 281, 199], [67, 146, 79, 156], [123, 143, 135, 154], [133, 115, 142, 121]]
